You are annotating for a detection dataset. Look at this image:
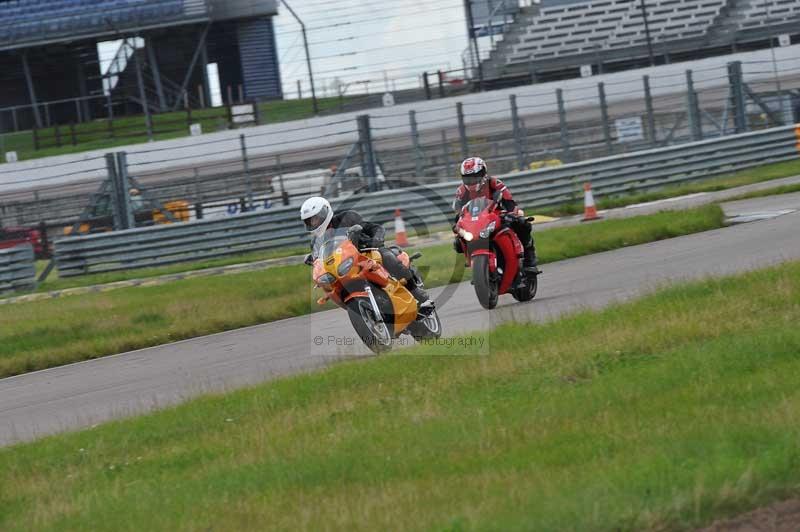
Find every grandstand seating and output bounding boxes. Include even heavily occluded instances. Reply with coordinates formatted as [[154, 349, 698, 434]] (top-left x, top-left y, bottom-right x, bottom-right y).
[[485, 0, 800, 77], [0, 0, 199, 45], [736, 0, 800, 30]]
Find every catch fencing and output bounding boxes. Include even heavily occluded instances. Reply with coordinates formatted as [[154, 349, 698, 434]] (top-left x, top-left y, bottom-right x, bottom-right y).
[[0, 244, 36, 293], [3, 54, 800, 234], [53, 123, 800, 277]]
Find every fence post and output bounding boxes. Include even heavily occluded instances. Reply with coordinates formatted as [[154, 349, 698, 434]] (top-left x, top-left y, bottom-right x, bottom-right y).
[[643, 75, 657, 146], [728, 61, 748, 134], [240, 134, 254, 211], [409, 110, 425, 178], [423, 72, 432, 100], [441, 130, 453, 177], [686, 70, 703, 141], [437, 71, 446, 98], [193, 169, 204, 220], [556, 88, 572, 162], [456, 102, 469, 159], [598, 82, 613, 155], [357, 115, 378, 191], [109, 152, 134, 230], [69, 123, 77, 146], [510, 95, 526, 170], [276, 154, 289, 205]]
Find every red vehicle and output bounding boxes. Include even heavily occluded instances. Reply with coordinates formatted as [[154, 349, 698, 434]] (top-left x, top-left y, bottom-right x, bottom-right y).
[[455, 195, 538, 309], [0, 226, 46, 258]]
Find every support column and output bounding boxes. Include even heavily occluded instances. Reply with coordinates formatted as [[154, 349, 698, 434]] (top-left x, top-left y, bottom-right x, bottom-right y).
[[200, 39, 211, 108], [133, 40, 154, 141], [21, 52, 42, 129], [147, 40, 167, 112]]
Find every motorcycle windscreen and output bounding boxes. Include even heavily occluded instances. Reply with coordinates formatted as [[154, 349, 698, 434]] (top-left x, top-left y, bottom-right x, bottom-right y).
[[311, 227, 350, 262], [464, 197, 492, 219]]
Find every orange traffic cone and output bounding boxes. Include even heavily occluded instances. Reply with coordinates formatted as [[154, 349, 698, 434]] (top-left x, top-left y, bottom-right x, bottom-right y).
[[582, 182, 602, 222], [394, 208, 410, 247]]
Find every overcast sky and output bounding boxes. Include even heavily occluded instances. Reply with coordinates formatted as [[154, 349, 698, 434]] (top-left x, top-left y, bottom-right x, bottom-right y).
[[273, 0, 472, 98]]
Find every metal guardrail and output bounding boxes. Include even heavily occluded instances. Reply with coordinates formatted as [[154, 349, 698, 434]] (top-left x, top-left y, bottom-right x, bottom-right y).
[[53, 124, 800, 277], [0, 244, 36, 293]]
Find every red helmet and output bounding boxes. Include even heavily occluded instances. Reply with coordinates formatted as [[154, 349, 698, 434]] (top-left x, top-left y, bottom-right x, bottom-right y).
[[460, 157, 488, 193]]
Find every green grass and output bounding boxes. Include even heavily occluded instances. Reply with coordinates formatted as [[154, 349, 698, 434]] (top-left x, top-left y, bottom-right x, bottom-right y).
[[724, 183, 800, 203], [31, 245, 309, 293], [0, 204, 725, 378], [2, 259, 799, 531], [0, 96, 354, 162]]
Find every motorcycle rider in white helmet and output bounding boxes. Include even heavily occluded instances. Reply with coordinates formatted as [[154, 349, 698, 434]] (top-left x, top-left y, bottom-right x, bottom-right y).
[[300, 196, 434, 313]]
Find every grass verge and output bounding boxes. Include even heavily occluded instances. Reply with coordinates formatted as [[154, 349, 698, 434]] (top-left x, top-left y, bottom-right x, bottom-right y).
[[31, 245, 310, 294], [0, 204, 725, 378], [1, 260, 799, 531], [724, 183, 800, 203], [541, 159, 800, 217]]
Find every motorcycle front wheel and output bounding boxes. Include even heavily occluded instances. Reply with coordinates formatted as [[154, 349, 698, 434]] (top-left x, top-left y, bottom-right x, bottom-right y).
[[347, 297, 393, 354], [472, 255, 499, 310]]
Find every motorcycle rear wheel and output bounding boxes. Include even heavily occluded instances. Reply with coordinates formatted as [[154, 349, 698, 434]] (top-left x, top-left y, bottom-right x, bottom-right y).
[[511, 274, 538, 302], [408, 309, 443, 341]]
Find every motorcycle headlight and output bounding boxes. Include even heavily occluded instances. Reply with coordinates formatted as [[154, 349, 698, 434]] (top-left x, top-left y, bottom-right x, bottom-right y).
[[460, 229, 474, 242], [337, 257, 355, 276], [316, 273, 336, 286], [479, 221, 497, 239]]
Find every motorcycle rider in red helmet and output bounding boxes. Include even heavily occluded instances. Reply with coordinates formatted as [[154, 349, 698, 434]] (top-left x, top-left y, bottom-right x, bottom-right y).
[[452, 157, 539, 275]]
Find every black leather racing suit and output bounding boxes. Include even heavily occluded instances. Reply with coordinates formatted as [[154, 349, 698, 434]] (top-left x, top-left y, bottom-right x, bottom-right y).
[[321, 210, 429, 303]]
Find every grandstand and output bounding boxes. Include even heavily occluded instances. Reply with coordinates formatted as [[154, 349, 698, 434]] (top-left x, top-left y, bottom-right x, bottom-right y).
[[0, 0, 281, 132], [482, 0, 800, 82]]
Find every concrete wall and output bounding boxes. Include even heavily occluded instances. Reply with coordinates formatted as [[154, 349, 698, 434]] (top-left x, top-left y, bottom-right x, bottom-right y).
[[2, 44, 799, 192]]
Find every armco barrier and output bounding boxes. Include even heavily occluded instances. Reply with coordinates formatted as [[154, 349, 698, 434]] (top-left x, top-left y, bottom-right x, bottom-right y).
[[0, 244, 36, 293], [53, 125, 800, 277]]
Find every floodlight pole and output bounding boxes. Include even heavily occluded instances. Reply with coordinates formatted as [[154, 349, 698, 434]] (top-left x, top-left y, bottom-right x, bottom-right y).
[[640, 0, 656, 67], [281, 0, 318, 114]]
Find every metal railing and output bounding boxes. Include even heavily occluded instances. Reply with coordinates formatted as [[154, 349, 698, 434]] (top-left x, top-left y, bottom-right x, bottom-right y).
[[0, 244, 36, 293], [52, 123, 800, 277]]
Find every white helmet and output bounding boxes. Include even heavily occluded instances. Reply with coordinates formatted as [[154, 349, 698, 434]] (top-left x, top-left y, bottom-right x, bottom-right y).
[[300, 196, 334, 238]]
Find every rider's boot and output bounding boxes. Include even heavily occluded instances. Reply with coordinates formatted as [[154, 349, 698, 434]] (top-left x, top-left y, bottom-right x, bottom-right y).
[[408, 276, 435, 315], [522, 243, 540, 276]]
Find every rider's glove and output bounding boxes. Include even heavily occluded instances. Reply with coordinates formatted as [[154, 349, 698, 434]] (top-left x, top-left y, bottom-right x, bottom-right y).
[[347, 224, 363, 246], [303, 253, 314, 266]]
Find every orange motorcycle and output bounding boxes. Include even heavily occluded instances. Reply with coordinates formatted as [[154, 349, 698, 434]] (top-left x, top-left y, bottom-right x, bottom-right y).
[[311, 228, 442, 353]]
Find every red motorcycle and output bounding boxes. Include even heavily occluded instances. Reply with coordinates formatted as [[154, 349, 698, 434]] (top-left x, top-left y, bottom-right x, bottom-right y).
[[454, 195, 538, 309]]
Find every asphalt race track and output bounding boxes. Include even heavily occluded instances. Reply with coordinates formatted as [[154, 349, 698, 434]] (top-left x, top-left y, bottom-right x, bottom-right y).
[[1, 195, 799, 447]]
